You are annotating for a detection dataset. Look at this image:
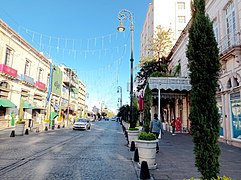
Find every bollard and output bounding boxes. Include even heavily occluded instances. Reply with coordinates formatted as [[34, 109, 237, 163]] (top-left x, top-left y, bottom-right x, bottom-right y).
[[134, 148, 139, 162], [140, 161, 150, 180], [130, 141, 135, 151], [45, 126, 48, 131], [57, 125, 60, 129], [25, 129, 29, 135], [10, 130, 15, 137]]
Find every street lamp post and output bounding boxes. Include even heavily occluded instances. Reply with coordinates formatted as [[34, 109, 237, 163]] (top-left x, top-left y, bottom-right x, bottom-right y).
[[117, 9, 135, 128], [117, 86, 122, 108]]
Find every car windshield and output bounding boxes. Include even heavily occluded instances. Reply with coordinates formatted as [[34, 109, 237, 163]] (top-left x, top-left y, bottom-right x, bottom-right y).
[[77, 118, 88, 122]]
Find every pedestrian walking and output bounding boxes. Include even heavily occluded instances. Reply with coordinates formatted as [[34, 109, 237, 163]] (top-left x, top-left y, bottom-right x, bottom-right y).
[[171, 119, 176, 135], [150, 113, 164, 153]]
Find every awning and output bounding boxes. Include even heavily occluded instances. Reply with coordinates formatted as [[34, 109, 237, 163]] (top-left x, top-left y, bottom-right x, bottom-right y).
[[50, 111, 59, 121], [32, 106, 45, 110], [148, 77, 192, 91], [23, 101, 34, 109], [0, 98, 17, 108]]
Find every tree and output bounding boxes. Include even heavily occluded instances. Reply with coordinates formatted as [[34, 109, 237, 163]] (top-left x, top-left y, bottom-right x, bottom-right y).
[[117, 105, 130, 122], [136, 59, 168, 91], [143, 84, 152, 132], [137, 26, 173, 92], [140, 25, 173, 65], [186, 0, 221, 179]]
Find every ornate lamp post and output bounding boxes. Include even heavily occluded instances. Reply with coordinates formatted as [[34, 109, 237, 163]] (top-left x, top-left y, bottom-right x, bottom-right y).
[[117, 9, 135, 128], [117, 86, 122, 108]]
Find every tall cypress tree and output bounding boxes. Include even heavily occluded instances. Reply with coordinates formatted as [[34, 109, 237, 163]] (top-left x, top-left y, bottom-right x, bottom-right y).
[[186, 0, 221, 179], [143, 84, 152, 133]]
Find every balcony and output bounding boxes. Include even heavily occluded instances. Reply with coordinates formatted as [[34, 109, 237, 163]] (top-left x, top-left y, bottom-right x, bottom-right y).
[[20, 74, 34, 86], [35, 81, 47, 91], [0, 64, 17, 79], [218, 33, 241, 60]]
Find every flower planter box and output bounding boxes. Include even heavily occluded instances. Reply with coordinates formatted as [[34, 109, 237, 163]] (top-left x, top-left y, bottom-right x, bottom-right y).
[[136, 139, 158, 169], [127, 130, 139, 147], [15, 124, 25, 136]]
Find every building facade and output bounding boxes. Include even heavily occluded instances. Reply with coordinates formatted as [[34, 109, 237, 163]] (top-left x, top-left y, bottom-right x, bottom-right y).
[[140, 0, 191, 59], [0, 19, 87, 130], [149, 0, 241, 147]]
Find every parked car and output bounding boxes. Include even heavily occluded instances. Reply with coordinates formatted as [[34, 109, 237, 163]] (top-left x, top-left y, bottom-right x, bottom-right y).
[[73, 118, 91, 130]]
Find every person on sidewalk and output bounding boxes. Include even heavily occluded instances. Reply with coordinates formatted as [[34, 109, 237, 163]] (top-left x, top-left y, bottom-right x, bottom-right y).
[[150, 113, 164, 153], [171, 119, 176, 135]]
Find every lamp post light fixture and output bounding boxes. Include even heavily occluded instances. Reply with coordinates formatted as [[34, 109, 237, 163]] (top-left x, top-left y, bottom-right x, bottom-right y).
[[117, 9, 135, 128], [117, 86, 122, 108]]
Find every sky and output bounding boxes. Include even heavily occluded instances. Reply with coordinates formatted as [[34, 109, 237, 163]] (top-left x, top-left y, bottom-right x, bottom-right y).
[[0, 0, 151, 113]]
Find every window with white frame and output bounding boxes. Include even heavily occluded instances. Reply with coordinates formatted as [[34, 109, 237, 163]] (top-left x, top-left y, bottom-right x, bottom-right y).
[[38, 68, 43, 82], [5, 47, 13, 66], [225, 1, 236, 47], [177, 2, 185, 10], [178, 16, 186, 23], [24, 60, 31, 76]]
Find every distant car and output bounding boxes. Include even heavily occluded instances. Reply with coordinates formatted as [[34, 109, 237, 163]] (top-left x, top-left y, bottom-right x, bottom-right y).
[[73, 118, 91, 130]]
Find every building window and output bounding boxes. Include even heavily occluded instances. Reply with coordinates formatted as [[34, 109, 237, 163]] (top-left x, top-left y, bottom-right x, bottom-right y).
[[24, 60, 31, 76], [225, 1, 236, 47], [177, 2, 185, 9], [178, 16, 186, 23], [230, 92, 241, 139], [5, 47, 13, 65], [38, 68, 43, 82]]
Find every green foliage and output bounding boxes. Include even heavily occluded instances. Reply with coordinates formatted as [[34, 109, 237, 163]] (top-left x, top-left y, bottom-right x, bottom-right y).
[[117, 98, 138, 128], [143, 84, 152, 132], [173, 63, 181, 77], [117, 105, 130, 123], [128, 127, 139, 131], [16, 120, 25, 124], [150, 71, 164, 77], [186, 0, 221, 179], [138, 132, 156, 141], [136, 59, 169, 91], [132, 96, 138, 127]]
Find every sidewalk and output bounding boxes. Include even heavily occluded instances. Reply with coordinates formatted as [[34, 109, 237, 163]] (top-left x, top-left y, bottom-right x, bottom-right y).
[[149, 132, 241, 180]]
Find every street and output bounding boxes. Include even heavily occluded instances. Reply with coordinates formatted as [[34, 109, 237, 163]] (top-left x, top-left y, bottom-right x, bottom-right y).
[[0, 121, 138, 180]]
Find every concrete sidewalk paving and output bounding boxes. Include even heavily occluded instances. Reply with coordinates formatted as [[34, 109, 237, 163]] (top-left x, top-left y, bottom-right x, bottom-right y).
[[149, 132, 241, 180]]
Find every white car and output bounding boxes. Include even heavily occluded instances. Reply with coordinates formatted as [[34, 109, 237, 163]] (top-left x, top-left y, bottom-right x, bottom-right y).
[[73, 118, 91, 130]]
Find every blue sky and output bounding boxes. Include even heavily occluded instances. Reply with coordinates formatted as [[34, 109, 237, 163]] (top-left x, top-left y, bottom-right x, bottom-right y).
[[0, 0, 151, 112]]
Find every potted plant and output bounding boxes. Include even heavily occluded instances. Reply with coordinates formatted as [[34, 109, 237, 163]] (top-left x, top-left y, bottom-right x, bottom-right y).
[[15, 120, 26, 136], [127, 127, 140, 147], [136, 132, 158, 169]]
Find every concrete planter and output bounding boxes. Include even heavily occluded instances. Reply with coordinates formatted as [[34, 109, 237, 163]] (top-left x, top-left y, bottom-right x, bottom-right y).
[[127, 130, 139, 147], [15, 124, 25, 136], [136, 139, 158, 169]]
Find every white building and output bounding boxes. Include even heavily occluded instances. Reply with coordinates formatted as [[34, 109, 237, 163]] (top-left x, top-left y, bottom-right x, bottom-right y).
[[140, 0, 192, 59], [149, 0, 241, 148]]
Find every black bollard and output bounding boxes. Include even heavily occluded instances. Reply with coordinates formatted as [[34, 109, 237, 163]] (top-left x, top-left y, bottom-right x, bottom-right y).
[[25, 129, 29, 135], [10, 130, 15, 137], [130, 141, 135, 151], [45, 126, 48, 131], [57, 125, 60, 129], [140, 161, 150, 180], [134, 148, 139, 162]]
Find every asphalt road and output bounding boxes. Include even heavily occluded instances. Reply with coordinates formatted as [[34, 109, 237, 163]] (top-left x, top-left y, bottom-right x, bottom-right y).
[[0, 121, 138, 180]]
